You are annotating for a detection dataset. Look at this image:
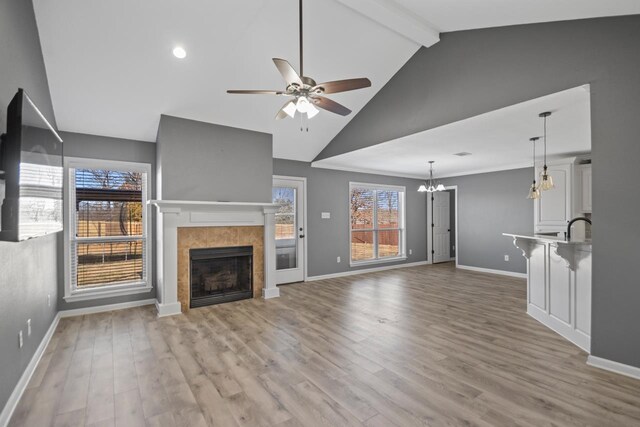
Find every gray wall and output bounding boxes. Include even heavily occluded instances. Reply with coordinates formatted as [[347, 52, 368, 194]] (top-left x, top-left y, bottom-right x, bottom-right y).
[[157, 115, 273, 203], [316, 15, 640, 368], [442, 169, 533, 274], [57, 131, 157, 311], [273, 159, 428, 277], [0, 0, 59, 414]]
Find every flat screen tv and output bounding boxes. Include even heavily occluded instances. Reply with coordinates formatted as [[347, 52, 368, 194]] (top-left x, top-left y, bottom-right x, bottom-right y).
[[0, 89, 63, 241]]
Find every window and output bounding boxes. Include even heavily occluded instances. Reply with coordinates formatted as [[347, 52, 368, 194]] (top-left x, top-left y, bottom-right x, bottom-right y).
[[350, 183, 406, 265], [64, 158, 152, 301]]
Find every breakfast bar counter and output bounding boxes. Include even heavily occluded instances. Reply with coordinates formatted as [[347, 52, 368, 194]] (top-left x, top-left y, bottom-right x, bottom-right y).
[[503, 233, 592, 352]]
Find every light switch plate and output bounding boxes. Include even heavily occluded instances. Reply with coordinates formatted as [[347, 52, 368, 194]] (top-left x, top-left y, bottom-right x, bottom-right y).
[[321, 212, 331, 219]]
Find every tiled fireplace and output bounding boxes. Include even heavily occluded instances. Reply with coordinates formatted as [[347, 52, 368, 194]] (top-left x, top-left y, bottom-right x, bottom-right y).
[[151, 200, 279, 316], [177, 226, 264, 312]]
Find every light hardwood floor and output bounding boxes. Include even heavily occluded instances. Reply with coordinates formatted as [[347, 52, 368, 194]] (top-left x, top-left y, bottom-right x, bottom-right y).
[[9, 263, 640, 426]]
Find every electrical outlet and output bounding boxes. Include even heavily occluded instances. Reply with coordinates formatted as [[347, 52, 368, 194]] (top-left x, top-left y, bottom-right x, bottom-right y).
[[409, 249, 413, 255], [337, 256, 341, 263], [504, 255, 509, 262], [47, 294, 51, 307], [321, 212, 331, 219], [19, 331, 23, 348], [27, 319, 31, 336]]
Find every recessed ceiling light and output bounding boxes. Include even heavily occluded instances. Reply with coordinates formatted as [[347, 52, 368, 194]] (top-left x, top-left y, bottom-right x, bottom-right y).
[[172, 46, 187, 59], [454, 152, 472, 157]]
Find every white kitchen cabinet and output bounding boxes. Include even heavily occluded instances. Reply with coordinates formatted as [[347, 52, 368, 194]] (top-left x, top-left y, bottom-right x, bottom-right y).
[[577, 164, 592, 213], [534, 161, 573, 233]]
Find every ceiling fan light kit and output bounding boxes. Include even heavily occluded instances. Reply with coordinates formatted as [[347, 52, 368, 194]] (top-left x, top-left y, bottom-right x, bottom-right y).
[[227, 0, 371, 127]]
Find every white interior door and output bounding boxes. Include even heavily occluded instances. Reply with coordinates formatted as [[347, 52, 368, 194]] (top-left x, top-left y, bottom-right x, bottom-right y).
[[432, 192, 451, 264], [273, 177, 305, 284]]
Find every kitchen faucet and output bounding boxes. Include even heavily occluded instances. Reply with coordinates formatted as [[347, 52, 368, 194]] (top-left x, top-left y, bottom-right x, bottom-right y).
[[566, 217, 592, 240]]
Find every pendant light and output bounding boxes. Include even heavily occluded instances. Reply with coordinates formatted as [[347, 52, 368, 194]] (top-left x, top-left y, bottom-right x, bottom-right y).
[[527, 137, 541, 199], [538, 111, 554, 191], [418, 161, 445, 192]]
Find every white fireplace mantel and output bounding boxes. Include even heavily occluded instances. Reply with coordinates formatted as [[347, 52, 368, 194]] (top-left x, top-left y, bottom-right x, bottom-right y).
[[150, 199, 278, 214], [149, 199, 280, 317]]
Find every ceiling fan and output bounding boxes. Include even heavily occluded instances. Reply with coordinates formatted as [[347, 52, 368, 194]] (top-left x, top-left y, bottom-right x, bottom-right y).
[[227, 0, 372, 123]]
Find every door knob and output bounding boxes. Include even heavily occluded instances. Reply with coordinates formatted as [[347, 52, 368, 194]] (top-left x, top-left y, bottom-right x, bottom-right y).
[[299, 234, 305, 238]]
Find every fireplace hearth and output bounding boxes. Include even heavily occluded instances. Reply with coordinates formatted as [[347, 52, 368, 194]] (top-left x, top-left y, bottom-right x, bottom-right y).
[[190, 245, 253, 308]]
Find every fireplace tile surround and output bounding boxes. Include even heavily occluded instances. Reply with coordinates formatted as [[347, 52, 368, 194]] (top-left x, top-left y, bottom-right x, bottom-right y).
[[150, 200, 279, 317], [177, 226, 264, 312]]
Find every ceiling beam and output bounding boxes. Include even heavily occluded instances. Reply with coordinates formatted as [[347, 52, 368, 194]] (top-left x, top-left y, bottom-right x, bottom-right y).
[[333, 0, 440, 47]]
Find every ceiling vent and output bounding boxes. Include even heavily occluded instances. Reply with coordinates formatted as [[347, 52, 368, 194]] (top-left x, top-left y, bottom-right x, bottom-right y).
[[453, 152, 472, 157]]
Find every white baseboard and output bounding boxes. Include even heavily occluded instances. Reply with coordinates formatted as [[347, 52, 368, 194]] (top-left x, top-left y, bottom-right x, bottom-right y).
[[262, 287, 280, 299], [456, 264, 526, 279], [155, 301, 182, 317], [59, 298, 157, 318], [0, 312, 60, 427], [587, 355, 640, 381], [306, 261, 429, 282]]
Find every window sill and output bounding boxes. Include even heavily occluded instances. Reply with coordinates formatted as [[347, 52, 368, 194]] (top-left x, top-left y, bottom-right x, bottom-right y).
[[350, 256, 408, 268], [64, 283, 152, 302]]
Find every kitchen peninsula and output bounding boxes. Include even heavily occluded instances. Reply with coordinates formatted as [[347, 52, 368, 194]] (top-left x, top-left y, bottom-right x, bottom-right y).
[[504, 233, 592, 351]]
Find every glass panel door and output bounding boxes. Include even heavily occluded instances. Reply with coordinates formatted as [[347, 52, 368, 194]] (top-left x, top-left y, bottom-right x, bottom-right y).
[[273, 186, 297, 270]]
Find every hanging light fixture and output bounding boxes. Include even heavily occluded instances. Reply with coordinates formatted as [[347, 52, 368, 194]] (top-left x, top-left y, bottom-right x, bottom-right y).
[[418, 161, 445, 192], [538, 111, 554, 191], [527, 137, 541, 200]]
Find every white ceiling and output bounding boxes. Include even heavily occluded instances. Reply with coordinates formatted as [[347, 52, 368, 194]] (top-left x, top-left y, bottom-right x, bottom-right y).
[[32, 0, 418, 161], [312, 86, 591, 179], [32, 1, 639, 162], [391, 0, 640, 32]]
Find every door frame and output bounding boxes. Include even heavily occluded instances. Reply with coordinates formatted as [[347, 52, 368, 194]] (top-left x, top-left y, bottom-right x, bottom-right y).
[[427, 185, 458, 266], [273, 175, 308, 282]]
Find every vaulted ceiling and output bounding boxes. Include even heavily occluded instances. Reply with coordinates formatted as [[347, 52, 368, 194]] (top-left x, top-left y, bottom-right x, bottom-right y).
[[33, 0, 640, 161]]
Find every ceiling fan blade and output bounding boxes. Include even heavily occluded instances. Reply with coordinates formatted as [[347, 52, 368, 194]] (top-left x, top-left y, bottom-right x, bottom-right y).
[[273, 58, 303, 86], [227, 90, 285, 95], [311, 96, 351, 116], [314, 78, 371, 94]]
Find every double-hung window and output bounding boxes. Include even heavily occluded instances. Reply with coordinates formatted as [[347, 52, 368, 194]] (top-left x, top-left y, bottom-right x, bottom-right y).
[[64, 158, 152, 301], [350, 183, 406, 265]]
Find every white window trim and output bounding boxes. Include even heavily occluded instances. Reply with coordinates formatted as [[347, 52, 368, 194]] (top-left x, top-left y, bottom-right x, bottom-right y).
[[349, 182, 407, 267], [63, 157, 153, 302]]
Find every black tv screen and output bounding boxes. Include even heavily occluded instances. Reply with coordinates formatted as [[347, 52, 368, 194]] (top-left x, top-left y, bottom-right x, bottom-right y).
[[0, 89, 63, 241]]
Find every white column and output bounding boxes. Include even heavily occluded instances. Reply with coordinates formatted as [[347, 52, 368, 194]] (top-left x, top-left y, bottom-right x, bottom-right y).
[[155, 211, 182, 316], [262, 207, 280, 299]]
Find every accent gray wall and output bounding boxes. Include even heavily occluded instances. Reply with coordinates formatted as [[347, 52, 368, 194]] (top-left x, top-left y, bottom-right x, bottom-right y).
[[442, 169, 533, 274], [56, 131, 157, 311], [273, 159, 428, 277], [317, 15, 640, 368], [157, 115, 273, 203], [0, 0, 59, 414]]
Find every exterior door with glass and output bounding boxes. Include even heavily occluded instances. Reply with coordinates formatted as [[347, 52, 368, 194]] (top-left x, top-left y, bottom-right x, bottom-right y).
[[273, 177, 305, 284]]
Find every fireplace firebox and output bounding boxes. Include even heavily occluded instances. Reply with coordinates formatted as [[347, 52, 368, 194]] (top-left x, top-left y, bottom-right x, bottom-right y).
[[189, 246, 253, 308]]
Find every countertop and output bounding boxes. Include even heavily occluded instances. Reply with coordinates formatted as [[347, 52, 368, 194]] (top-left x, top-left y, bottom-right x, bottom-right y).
[[503, 232, 592, 246]]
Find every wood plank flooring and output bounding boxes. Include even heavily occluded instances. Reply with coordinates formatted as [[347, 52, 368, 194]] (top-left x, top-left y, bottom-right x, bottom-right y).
[[9, 263, 640, 426]]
